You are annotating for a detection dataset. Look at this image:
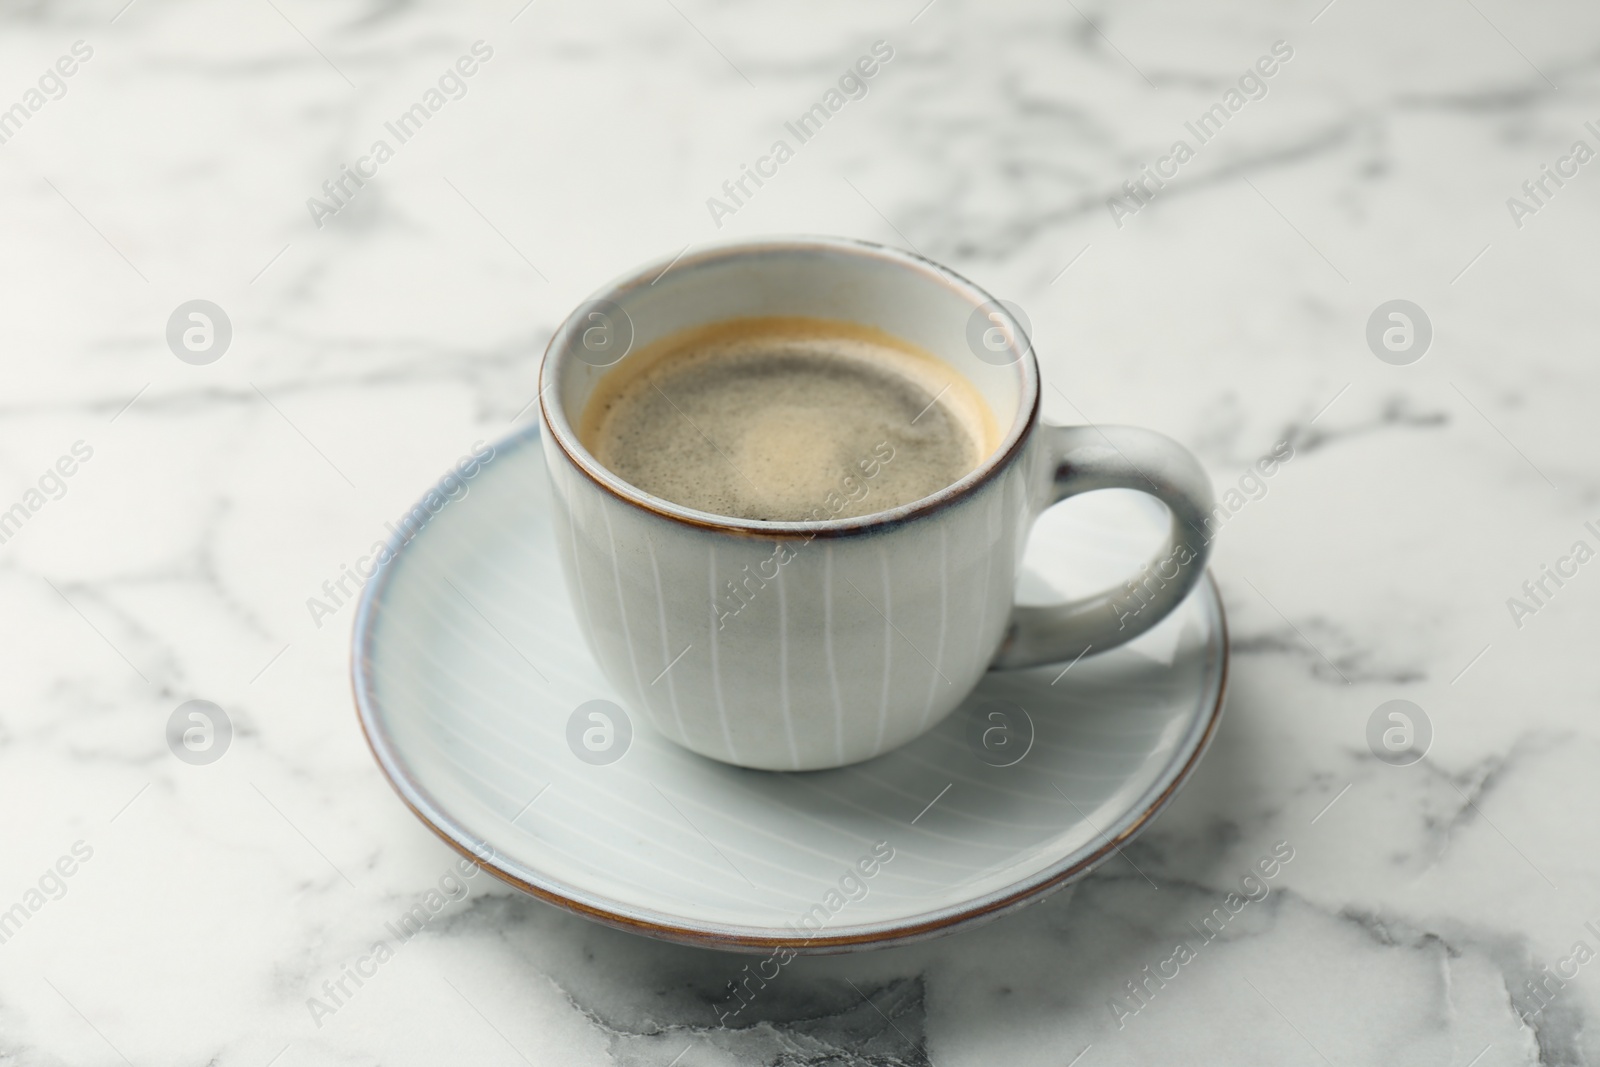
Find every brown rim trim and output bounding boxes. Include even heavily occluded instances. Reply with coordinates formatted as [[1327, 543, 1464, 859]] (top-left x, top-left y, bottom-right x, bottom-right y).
[[350, 538, 1230, 954], [536, 237, 1040, 541]]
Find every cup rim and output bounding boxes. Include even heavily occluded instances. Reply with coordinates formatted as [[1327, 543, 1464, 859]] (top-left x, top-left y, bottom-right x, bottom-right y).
[[538, 235, 1040, 538]]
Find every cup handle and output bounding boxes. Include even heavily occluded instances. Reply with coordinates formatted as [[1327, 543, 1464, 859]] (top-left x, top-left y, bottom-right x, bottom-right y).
[[991, 424, 1216, 670]]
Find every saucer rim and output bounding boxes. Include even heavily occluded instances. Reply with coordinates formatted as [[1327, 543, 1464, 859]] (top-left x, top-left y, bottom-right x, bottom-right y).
[[350, 426, 1229, 955]]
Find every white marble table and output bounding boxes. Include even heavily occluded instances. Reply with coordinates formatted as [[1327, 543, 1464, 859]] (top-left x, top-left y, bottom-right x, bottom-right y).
[[2, 0, 1595, 1063]]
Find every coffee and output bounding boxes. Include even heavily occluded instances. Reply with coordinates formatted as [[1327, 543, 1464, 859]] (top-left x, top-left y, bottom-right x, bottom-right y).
[[578, 317, 998, 521]]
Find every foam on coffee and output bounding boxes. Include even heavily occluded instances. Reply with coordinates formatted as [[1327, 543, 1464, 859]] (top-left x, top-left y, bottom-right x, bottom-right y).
[[578, 316, 999, 522]]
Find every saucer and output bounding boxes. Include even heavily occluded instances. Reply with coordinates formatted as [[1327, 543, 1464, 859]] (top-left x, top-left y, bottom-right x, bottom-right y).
[[351, 424, 1228, 953]]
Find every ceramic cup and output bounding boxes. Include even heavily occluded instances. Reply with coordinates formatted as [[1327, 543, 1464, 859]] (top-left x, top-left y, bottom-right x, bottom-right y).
[[538, 237, 1214, 771]]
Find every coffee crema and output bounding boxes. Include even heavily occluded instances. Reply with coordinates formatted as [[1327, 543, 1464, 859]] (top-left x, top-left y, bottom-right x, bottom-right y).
[[577, 317, 999, 522]]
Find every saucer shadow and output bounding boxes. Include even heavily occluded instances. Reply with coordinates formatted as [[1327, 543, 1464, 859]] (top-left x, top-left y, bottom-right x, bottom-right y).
[[423, 667, 1263, 1066]]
